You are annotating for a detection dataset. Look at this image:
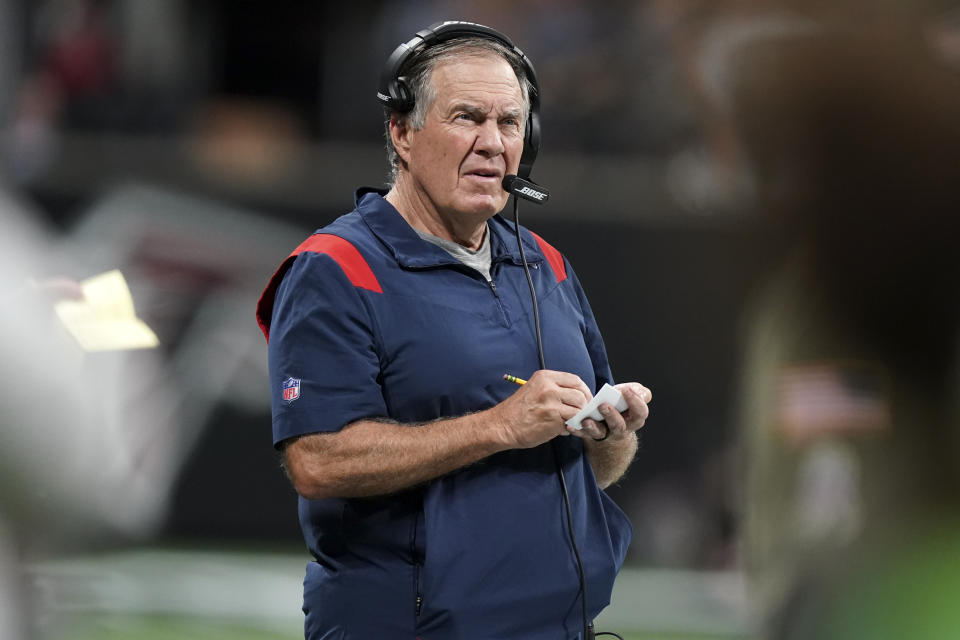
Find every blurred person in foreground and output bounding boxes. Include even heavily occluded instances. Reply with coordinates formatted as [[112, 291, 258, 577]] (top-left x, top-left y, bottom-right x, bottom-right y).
[[0, 184, 182, 639], [256, 21, 651, 640], [729, 15, 960, 640]]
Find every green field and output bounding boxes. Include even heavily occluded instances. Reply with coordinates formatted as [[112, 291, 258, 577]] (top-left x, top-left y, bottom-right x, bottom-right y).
[[32, 548, 748, 640], [66, 615, 743, 640]]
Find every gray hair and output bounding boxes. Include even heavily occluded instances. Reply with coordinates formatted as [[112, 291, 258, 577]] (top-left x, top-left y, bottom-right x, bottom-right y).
[[383, 36, 534, 185]]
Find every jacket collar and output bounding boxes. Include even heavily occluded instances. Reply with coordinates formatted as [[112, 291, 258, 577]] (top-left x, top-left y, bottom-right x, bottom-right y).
[[354, 188, 543, 269]]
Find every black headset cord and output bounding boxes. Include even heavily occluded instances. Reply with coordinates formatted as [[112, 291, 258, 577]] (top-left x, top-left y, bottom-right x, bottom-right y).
[[511, 194, 598, 640]]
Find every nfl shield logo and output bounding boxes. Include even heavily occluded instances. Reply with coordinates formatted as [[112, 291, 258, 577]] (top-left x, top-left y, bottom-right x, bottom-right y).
[[282, 377, 301, 402]]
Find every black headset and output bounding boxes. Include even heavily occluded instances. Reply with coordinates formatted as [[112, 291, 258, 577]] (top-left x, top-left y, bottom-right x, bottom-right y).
[[377, 20, 542, 180]]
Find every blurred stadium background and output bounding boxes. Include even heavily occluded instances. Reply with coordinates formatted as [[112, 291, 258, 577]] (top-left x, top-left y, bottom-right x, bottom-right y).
[[2, 1, 958, 638]]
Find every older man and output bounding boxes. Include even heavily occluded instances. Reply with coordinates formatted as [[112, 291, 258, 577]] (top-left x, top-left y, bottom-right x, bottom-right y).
[[257, 22, 651, 640]]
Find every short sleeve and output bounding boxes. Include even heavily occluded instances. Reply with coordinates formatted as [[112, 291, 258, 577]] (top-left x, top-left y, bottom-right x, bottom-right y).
[[267, 251, 386, 446]]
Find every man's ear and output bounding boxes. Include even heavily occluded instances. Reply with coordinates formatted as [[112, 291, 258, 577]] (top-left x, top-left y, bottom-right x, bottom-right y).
[[390, 114, 412, 166]]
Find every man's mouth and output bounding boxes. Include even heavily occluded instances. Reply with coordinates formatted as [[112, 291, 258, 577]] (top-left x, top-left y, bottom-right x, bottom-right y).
[[465, 169, 501, 180]]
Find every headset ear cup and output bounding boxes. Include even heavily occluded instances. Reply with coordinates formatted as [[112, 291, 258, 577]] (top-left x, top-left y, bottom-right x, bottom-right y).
[[394, 76, 414, 113], [528, 112, 541, 159], [519, 110, 541, 179]]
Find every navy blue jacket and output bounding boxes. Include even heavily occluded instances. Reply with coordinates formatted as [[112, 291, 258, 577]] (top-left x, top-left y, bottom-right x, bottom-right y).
[[257, 189, 631, 639]]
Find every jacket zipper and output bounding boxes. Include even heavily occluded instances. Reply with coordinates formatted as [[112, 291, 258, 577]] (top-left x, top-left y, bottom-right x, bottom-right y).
[[412, 500, 424, 618]]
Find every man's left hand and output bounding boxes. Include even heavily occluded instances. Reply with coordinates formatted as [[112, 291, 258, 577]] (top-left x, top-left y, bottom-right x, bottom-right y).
[[571, 382, 652, 442]]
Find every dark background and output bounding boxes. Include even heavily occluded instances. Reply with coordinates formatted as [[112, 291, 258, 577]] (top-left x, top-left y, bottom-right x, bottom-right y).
[[6, 0, 951, 570]]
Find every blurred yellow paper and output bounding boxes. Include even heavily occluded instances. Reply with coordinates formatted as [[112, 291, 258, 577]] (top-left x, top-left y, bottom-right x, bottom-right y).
[[54, 269, 159, 351]]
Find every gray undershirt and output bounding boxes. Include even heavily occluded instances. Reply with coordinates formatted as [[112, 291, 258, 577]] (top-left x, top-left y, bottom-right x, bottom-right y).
[[414, 224, 493, 282]]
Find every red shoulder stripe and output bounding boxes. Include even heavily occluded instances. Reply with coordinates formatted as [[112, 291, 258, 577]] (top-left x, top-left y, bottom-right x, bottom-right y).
[[255, 234, 381, 342], [530, 232, 568, 283], [294, 234, 383, 293]]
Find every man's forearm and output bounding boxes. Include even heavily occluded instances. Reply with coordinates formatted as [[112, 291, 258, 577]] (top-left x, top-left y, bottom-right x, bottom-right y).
[[283, 370, 605, 499], [584, 432, 638, 489], [284, 413, 511, 499]]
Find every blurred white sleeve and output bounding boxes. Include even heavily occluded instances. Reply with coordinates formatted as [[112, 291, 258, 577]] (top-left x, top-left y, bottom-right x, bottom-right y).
[[0, 191, 180, 544]]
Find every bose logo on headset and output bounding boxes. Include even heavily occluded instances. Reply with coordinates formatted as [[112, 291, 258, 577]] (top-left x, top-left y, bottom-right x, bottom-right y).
[[517, 186, 547, 201], [377, 20, 542, 181], [502, 174, 550, 204]]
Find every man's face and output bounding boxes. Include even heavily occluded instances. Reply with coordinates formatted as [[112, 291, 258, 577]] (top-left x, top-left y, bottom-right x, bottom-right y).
[[400, 54, 526, 223]]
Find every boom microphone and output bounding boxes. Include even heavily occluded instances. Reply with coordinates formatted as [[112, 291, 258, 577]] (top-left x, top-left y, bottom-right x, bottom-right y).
[[502, 175, 550, 204]]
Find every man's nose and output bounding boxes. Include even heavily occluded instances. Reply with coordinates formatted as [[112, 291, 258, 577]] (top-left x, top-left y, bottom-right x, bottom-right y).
[[474, 120, 505, 156]]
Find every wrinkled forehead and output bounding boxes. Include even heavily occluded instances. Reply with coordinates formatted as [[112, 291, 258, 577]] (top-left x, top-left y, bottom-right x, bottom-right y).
[[428, 52, 526, 110]]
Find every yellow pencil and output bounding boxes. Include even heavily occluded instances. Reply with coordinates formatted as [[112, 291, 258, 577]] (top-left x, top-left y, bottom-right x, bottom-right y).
[[503, 373, 527, 385]]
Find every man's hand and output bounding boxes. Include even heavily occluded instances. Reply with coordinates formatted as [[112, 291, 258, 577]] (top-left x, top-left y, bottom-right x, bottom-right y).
[[574, 382, 652, 442], [492, 370, 593, 448], [573, 382, 652, 489]]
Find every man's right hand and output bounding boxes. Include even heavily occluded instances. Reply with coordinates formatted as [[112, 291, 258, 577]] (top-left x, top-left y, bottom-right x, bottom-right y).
[[492, 370, 593, 449]]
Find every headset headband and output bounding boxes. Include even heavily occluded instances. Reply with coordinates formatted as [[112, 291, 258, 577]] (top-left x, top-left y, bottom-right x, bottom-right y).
[[377, 21, 541, 179]]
